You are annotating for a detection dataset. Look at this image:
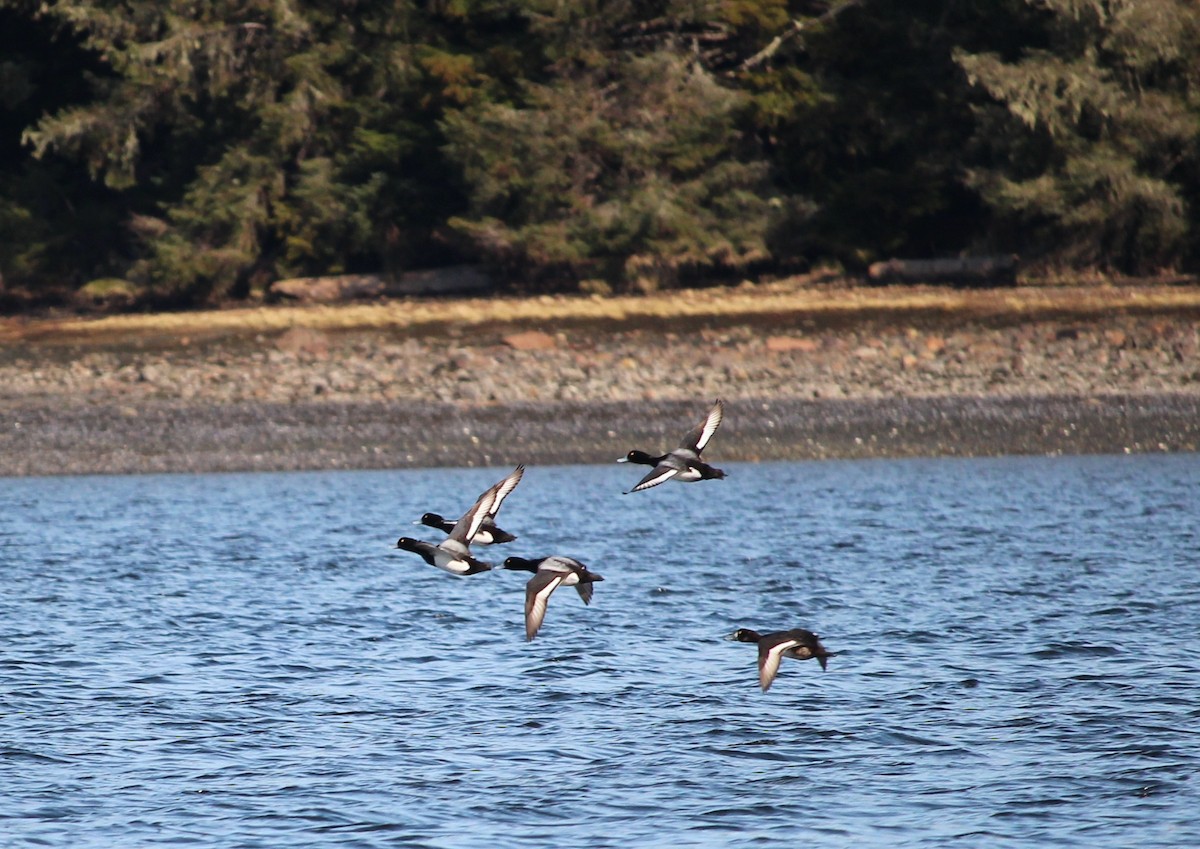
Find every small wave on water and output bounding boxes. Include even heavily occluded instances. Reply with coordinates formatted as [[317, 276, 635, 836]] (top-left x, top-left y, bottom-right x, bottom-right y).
[[1, 454, 1198, 848]]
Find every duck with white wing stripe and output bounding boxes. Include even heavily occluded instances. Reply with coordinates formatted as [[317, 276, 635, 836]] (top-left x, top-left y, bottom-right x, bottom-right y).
[[395, 464, 525, 575], [502, 555, 604, 641], [619, 399, 726, 494]]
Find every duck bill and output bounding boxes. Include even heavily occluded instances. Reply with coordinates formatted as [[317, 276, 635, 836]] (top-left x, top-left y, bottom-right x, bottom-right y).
[[616, 457, 629, 463]]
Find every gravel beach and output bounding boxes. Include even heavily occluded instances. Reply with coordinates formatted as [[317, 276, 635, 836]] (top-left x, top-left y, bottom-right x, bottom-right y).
[[3, 298, 1199, 476]]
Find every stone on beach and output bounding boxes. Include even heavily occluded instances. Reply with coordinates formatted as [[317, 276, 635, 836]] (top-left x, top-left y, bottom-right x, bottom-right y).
[[766, 335, 819, 353], [275, 327, 331, 358], [503, 330, 557, 351]]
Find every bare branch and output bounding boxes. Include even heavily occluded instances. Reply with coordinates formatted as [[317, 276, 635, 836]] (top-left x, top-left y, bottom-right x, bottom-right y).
[[740, 0, 864, 71]]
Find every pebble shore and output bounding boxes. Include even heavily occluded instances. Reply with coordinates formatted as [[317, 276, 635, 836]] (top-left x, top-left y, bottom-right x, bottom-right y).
[[3, 309, 1199, 476]]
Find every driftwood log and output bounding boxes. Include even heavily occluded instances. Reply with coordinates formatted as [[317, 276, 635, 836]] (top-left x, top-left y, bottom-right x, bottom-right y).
[[868, 255, 1019, 287], [269, 265, 494, 302]]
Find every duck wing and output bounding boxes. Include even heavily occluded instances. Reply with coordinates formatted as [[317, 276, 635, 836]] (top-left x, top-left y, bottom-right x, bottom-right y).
[[448, 464, 525, 544], [679, 399, 724, 453], [625, 463, 680, 494], [759, 630, 830, 689], [524, 571, 564, 641], [484, 464, 525, 521], [538, 555, 583, 572], [531, 556, 598, 605], [757, 640, 787, 692]]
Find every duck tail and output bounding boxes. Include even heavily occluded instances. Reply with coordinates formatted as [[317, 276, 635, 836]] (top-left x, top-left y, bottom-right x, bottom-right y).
[[816, 650, 839, 671]]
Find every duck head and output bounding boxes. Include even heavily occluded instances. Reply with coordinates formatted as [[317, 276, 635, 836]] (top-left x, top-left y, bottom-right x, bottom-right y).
[[501, 556, 539, 573], [724, 628, 763, 644], [619, 450, 660, 466]]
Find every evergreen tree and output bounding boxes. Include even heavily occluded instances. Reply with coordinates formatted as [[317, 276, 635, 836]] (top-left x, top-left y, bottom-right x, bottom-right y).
[[15, 0, 533, 301], [0, 0, 124, 293], [955, 0, 1200, 272], [444, 50, 777, 291], [3, 0, 1199, 302], [736, 0, 1040, 269], [444, 2, 786, 291]]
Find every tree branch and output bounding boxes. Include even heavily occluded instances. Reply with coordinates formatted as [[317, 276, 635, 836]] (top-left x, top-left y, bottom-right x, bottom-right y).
[[739, 0, 864, 71]]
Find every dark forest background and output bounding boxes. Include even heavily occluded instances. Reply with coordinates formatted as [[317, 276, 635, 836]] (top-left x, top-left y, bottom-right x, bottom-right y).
[[2, 0, 1198, 307]]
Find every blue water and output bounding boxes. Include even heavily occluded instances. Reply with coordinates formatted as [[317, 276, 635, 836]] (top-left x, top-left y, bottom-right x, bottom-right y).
[[2, 455, 1198, 848]]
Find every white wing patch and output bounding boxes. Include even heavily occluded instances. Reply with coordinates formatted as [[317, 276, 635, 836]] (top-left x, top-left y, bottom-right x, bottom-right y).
[[461, 490, 496, 543], [487, 464, 525, 519], [628, 466, 680, 493], [525, 572, 564, 641], [450, 464, 525, 544], [758, 639, 797, 692], [694, 400, 724, 452]]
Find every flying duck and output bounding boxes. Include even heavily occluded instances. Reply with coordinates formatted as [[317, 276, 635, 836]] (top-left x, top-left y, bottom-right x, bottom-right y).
[[395, 464, 525, 575], [415, 512, 516, 545], [502, 555, 604, 641], [619, 399, 726, 493], [725, 627, 833, 691]]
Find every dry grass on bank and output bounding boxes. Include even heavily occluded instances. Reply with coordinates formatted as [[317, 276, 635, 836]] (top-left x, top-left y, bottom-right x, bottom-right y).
[[4, 276, 1200, 350]]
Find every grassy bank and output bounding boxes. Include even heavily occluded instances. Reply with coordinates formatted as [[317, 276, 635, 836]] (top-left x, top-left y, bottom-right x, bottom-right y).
[[5, 278, 1200, 349]]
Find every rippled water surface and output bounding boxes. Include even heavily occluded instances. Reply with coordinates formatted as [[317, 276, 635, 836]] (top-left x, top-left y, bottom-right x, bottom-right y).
[[2, 454, 1199, 848]]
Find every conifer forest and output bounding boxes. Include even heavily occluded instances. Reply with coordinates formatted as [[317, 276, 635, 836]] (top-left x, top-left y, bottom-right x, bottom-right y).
[[1, 0, 1198, 306]]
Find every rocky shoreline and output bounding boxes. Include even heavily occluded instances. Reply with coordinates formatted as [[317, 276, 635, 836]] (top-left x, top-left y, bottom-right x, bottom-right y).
[[3, 306, 1199, 476], [4, 393, 1199, 477]]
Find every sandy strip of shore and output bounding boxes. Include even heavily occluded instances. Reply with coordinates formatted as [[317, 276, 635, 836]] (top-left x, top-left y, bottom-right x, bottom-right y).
[[4, 393, 1198, 477]]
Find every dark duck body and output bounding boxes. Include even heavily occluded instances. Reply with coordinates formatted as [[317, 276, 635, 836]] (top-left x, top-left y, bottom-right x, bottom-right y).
[[725, 627, 833, 691], [502, 555, 604, 641], [395, 464, 524, 575], [620, 399, 726, 493]]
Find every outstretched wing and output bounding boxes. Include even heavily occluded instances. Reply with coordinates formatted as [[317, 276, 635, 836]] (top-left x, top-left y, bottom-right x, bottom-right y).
[[626, 464, 679, 494], [449, 464, 525, 543], [758, 637, 798, 692], [680, 400, 724, 453], [524, 571, 563, 641], [486, 464, 525, 520]]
